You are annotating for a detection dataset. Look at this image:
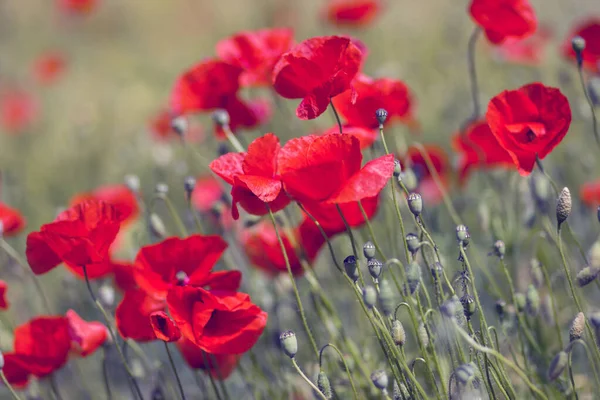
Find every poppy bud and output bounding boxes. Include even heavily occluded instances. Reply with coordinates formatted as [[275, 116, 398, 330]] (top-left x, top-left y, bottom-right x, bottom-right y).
[[391, 320, 406, 347], [407, 193, 423, 217], [344, 255, 359, 282], [576, 266, 599, 287], [455, 362, 477, 385], [456, 224, 469, 244], [149, 213, 168, 239], [368, 258, 383, 282], [571, 36, 586, 66], [315, 371, 332, 399], [460, 294, 476, 320], [393, 159, 402, 177], [171, 115, 188, 136], [363, 241, 376, 259], [184, 176, 196, 196], [526, 284, 540, 316], [155, 183, 169, 195], [570, 312, 585, 342], [98, 284, 115, 308], [398, 169, 418, 192], [548, 351, 568, 381], [212, 109, 230, 128], [530, 259, 544, 288], [370, 370, 389, 391], [492, 240, 505, 259], [363, 286, 377, 309], [124, 174, 141, 194], [375, 108, 388, 126], [556, 187, 572, 230], [406, 233, 420, 255], [393, 381, 410, 400], [405, 261, 422, 295], [418, 322, 429, 347], [514, 293, 526, 313], [378, 279, 395, 316], [430, 262, 443, 281], [279, 330, 297, 358], [495, 299, 506, 320]]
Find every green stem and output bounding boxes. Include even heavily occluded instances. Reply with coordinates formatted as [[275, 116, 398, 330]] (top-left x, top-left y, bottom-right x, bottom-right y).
[[319, 344, 359, 400], [358, 200, 386, 261], [0, 370, 24, 400], [151, 194, 188, 237], [102, 347, 113, 400], [291, 358, 328, 400], [577, 62, 600, 147], [335, 204, 365, 285], [164, 342, 186, 400], [567, 339, 600, 392]]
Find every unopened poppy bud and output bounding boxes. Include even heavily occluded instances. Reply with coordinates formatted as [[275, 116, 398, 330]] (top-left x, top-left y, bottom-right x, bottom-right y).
[[124, 174, 141, 193], [363, 241, 376, 259], [393, 159, 402, 177], [393, 381, 410, 400], [430, 262, 443, 281], [368, 258, 383, 281], [514, 293, 526, 313], [460, 294, 476, 320], [175, 271, 190, 286], [418, 322, 429, 347], [344, 255, 359, 282], [212, 109, 230, 127], [155, 183, 169, 195], [405, 261, 421, 295], [363, 286, 377, 309], [456, 224, 469, 244], [455, 362, 477, 385], [406, 233, 420, 255], [184, 176, 196, 195], [279, 330, 297, 358], [572, 36, 586, 66], [379, 279, 395, 316], [317, 371, 332, 399], [391, 320, 406, 346], [98, 284, 115, 308], [495, 299, 506, 320], [149, 213, 168, 239], [570, 312, 585, 342], [548, 351, 568, 381], [375, 108, 388, 126], [370, 370, 389, 390], [577, 266, 599, 287], [530, 260, 544, 288], [556, 187, 572, 230], [526, 284, 540, 316], [407, 193, 423, 217], [492, 240, 505, 259], [398, 169, 417, 192]]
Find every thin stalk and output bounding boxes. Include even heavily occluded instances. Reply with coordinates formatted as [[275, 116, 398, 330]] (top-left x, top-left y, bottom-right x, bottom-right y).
[[151, 194, 188, 237], [164, 342, 186, 400], [291, 358, 328, 400], [577, 62, 600, 147], [102, 347, 113, 400], [335, 204, 365, 285], [567, 339, 600, 392], [223, 125, 245, 153], [459, 247, 491, 344], [187, 195, 205, 234], [198, 367, 223, 400], [568, 350, 579, 400], [49, 375, 64, 400], [319, 344, 359, 400], [467, 27, 482, 120], [329, 99, 343, 134], [0, 370, 24, 400], [358, 200, 386, 260]]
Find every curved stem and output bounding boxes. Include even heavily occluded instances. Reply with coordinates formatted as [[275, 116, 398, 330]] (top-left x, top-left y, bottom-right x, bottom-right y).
[[577, 63, 600, 147], [467, 27, 482, 120], [0, 370, 24, 400], [102, 348, 113, 400], [329, 99, 343, 134], [568, 350, 579, 400], [567, 339, 600, 392], [164, 342, 186, 400], [291, 358, 328, 400], [319, 344, 359, 400]]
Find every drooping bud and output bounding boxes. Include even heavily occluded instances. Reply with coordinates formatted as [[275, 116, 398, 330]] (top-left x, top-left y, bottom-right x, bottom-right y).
[[317, 371, 332, 399], [571, 36, 586, 67], [363, 241, 376, 259], [407, 193, 423, 217], [375, 108, 388, 126], [391, 320, 406, 347], [569, 312, 585, 342], [526, 284, 540, 316], [368, 258, 383, 281], [514, 293, 526, 313], [279, 330, 297, 358], [378, 279, 395, 316], [492, 240, 505, 259], [418, 322, 429, 348], [398, 169, 418, 192], [406, 233, 420, 255], [576, 266, 600, 287], [460, 294, 476, 320], [547, 351, 568, 381], [344, 255, 359, 282], [556, 187, 572, 230], [405, 261, 422, 295], [211, 109, 230, 128], [393, 159, 402, 177], [184, 176, 196, 197], [370, 370, 389, 391], [363, 286, 377, 309]]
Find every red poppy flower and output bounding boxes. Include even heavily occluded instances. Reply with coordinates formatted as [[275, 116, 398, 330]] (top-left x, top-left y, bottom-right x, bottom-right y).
[[112, 260, 138, 291], [149, 311, 182, 342], [177, 337, 239, 379], [167, 286, 267, 354], [116, 289, 166, 342], [210, 133, 291, 219], [133, 235, 240, 300], [486, 83, 571, 175], [562, 19, 600, 73], [469, 0, 537, 44], [452, 120, 514, 183], [66, 310, 108, 357], [191, 175, 225, 213], [321, 124, 377, 149], [581, 180, 600, 207], [26, 200, 123, 275], [300, 195, 380, 235], [402, 145, 450, 205], [0, 202, 26, 236], [0, 89, 37, 134], [0, 280, 8, 310], [58, 0, 97, 15], [216, 28, 294, 87], [332, 74, 414, 129], [149, 109, 204, 143], [492, 26, 551, 66], [278, 134, 394, 204], [272, 36, 363, 120], [33, 52, 66, 85], [69, 184, 139, 226], [324, 0, 381, 28]]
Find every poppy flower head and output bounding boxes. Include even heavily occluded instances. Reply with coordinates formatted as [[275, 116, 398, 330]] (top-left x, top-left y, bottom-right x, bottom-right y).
[[66, 310, 108, 357], [402, 145, 450, 205], [561, 19, 600, 73], [272, 36, 363, 120], [325, 0, 382, 28], [486, 82, 571, 175], [167, 286, 268, 354], [149, 311, 182, 342], [452, 120, 514, 183], [0, 280, 9, 310], [69, 184, 139, 226], [0, 202, 26, 236], [33, 52, 66, 85], [216, 28, 294, 87], [176, 337, 240, 379], [0, 89, 38, 134], [469, 0, 537, 44], [116, 289, 166, 342]]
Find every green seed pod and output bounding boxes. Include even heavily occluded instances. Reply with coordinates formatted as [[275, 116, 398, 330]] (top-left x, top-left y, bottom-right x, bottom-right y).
[[451, 295, 467, 327], [363, 241, 376, 259], [375, 108, 388, 126], [548, 351, 568, 381], [526, 284, 540, 316], [279, 330, 297, 358], [572, 36, 586, 66], [405, 261, 422, 295], [530, 260, 544, 288], [556, 187, 572, 230], [212, 109, 230, 127], [399, 169, 418, 192], [149, 213, 168, 239], [391, 320, 406, 347], [370, 370, 389, 391], [378, 279, 395, 316], [460, 295, 477, 320], [393, 380, 410, 400], [363, 286, 377, 309], [418, 322, 429, 348], [570, 312, 585, 342], [407, 192, 423, 217], [456, 225, 469, 244], [455, 362, 477, 385], [344, 255, 359, 282], [514, 293, 526, 313], [368, 258, 383, 281], [405, 233, 420, 255], [317, 371, 332, 399], [576, 266, 600, 287], [393, 159, 402, 177], [493, 240, 505, 259]]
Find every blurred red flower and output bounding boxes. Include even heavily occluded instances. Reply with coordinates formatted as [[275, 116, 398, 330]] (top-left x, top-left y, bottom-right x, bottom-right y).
[[452, 120, 514, 183], [69, 184, 139, 226], [177, 337, 239, 379], [278, 134, 394, 204], [325, 0, 381, 28], [26, 200, 123, 275], [116, 288, 166, 342], [402, 145, 449, 205], [216, 28, 294, 87], [581, 180, 600, 207], [133, 235, 240, 300], [0, 202, 26, 236], [65, 309, 108, 357], [469, 0, 537, 44], [0, 89, 37, 134], [0, 280, 8, 310], [149, 311, 182, 342], [191, 175, 225, 213], [493, 27, 551, 66], [333, 73, 414, 129], [111, 260, 138, 291], [486, 83, 571, 175], [272, 36, 363, 120], [210, 133, 291, 219], [299, 195, 380, 234], [33, 52, 66, 85], [167, 286, 267, 354], [562, 19, 600, 73], [58, 0, 97, 15], [321, 124, 378, 149]]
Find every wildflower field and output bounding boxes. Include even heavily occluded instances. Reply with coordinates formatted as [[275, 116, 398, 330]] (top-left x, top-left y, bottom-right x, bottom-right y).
[[1, 0, 600, 399]]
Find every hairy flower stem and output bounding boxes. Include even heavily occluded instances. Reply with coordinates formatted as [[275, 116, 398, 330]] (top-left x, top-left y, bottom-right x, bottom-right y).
[[82, 265, 143, 400], [467, 27, 482, 120], [267, 206, 319, 359], [0, 370, 24, 400], [290, 358, 328, 400], [164, 342, 186, 400], [576, 61, 600, 147], [320, 344, 359, 400]]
